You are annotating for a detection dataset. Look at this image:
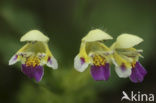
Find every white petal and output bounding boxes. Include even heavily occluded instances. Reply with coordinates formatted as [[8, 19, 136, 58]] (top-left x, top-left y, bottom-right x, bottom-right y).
[[82, 29, 113, 42], [74, 55, 89, 72], [115, 34, 143, 48], [9, 55, 18, 65], [111, 55, 132, 78], [46, 57, 58, 69], [115, 66, 132, 78]]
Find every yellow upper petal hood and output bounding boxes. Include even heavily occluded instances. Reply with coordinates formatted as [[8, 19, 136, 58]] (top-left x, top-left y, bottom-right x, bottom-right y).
[[82, 29, 113, 42], [20, 30, 49, 42], [114, 34, 143, 48]]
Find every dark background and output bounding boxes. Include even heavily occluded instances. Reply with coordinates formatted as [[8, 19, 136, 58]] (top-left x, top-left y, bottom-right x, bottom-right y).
[[0, 0, 156, 103]]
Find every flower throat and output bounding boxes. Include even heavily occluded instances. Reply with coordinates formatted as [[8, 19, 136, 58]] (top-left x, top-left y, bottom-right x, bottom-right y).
[[26, 56, 40, 67]]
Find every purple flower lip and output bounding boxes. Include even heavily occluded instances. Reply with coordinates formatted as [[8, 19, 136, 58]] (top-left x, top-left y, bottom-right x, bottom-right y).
[[90, 63, 110, 81], [129, 62, 147, 83], [21, 64, 44, 82]]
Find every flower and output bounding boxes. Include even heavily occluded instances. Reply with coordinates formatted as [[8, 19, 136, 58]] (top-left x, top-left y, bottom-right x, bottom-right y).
[[74, 29, 113, 81], [9, 30, 58, 82], [111, 34, 147, 83]]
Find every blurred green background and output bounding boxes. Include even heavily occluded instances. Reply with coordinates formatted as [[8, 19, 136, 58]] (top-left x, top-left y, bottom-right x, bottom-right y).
[[0, 0, 156, 103]]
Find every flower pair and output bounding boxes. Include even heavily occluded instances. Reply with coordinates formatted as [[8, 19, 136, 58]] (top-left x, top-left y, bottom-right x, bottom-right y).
[[74, 29, 147, 83]]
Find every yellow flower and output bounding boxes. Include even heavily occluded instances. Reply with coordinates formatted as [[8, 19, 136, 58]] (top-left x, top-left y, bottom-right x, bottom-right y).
[[74, 29, 113, 81], [9, 30, 58, 82], [111, 34, 147, 83]]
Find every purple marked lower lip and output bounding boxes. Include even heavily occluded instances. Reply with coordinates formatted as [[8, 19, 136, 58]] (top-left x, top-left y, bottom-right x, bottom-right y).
[[129, 62, 147, 83], [90, 63, 110, 81], [21, 64, 44, 82]]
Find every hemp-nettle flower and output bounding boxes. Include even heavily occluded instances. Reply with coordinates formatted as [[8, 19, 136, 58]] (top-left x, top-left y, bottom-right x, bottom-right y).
[[74, 29, 113, 81], [111, 34, 147, 83], [9, 30, 58, 82]]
